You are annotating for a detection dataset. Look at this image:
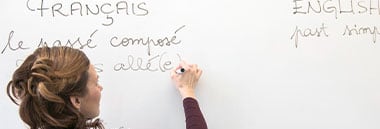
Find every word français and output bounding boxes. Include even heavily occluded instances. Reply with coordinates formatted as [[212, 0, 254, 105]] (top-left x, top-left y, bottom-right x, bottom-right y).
[[26, 0, 149, 26]]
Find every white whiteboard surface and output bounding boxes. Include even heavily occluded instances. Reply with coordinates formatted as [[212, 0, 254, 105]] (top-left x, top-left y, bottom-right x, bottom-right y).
[[1, 0, 380, 129]]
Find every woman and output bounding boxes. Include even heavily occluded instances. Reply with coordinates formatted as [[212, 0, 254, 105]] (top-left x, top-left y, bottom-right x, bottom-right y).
[[7, 46, 207, 129]]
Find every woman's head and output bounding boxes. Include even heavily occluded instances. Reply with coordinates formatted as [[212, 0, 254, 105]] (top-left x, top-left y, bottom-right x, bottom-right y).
[[7, 46, 104, 129]]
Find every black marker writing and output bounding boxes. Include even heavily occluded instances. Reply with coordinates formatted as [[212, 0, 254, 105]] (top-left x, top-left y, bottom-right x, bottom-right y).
[[94, 63, 104, 73], [113, 52, 180, 72], [110, 26, 184, 56], [343, 24, 380, 43], [291, 23, 329, 48], [16, 59, 24, 67], [1, 30, 30, 54], [293, 0, 380, 19], [103, 15, 114, 26], [26, 0, 149, 26], [38, 29, 98, 49]]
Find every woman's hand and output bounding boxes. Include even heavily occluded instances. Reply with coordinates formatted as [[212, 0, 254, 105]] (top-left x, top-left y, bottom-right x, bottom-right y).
[[171, 61, 202, 99]]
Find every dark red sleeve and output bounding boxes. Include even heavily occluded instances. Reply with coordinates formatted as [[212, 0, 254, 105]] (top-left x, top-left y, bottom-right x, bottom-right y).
[[183, 97, 208, 129]]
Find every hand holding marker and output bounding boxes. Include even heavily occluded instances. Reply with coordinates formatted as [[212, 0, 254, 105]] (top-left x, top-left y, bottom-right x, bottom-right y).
[[176, 67, 186, 74], [171, 61, 203, 99]]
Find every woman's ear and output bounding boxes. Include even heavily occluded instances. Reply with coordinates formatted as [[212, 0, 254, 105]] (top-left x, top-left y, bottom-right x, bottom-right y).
[[70, 96, 81, 109]]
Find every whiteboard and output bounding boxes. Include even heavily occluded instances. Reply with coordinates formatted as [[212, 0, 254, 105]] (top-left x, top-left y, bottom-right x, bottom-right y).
[[1, 0, 380, 129]]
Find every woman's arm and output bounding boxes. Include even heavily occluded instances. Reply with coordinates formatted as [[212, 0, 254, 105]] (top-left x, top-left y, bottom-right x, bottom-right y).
[[183, 97, 208, 129], [171, 61, 208, 129]]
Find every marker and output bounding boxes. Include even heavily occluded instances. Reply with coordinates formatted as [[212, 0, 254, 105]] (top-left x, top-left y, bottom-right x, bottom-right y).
[[176, 68, 185, 74]]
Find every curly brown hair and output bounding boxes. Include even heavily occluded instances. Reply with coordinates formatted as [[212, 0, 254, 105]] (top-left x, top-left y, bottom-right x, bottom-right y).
[[7, 46, 104, 129]]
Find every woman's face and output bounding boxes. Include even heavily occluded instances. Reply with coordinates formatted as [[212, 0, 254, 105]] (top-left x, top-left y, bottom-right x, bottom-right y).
[[79, 64, 103, 118]]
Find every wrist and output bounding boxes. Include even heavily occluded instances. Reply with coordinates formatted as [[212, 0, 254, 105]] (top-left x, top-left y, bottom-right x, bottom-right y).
[[179, 89, 196, 100], [182, 94, 196, 100]]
